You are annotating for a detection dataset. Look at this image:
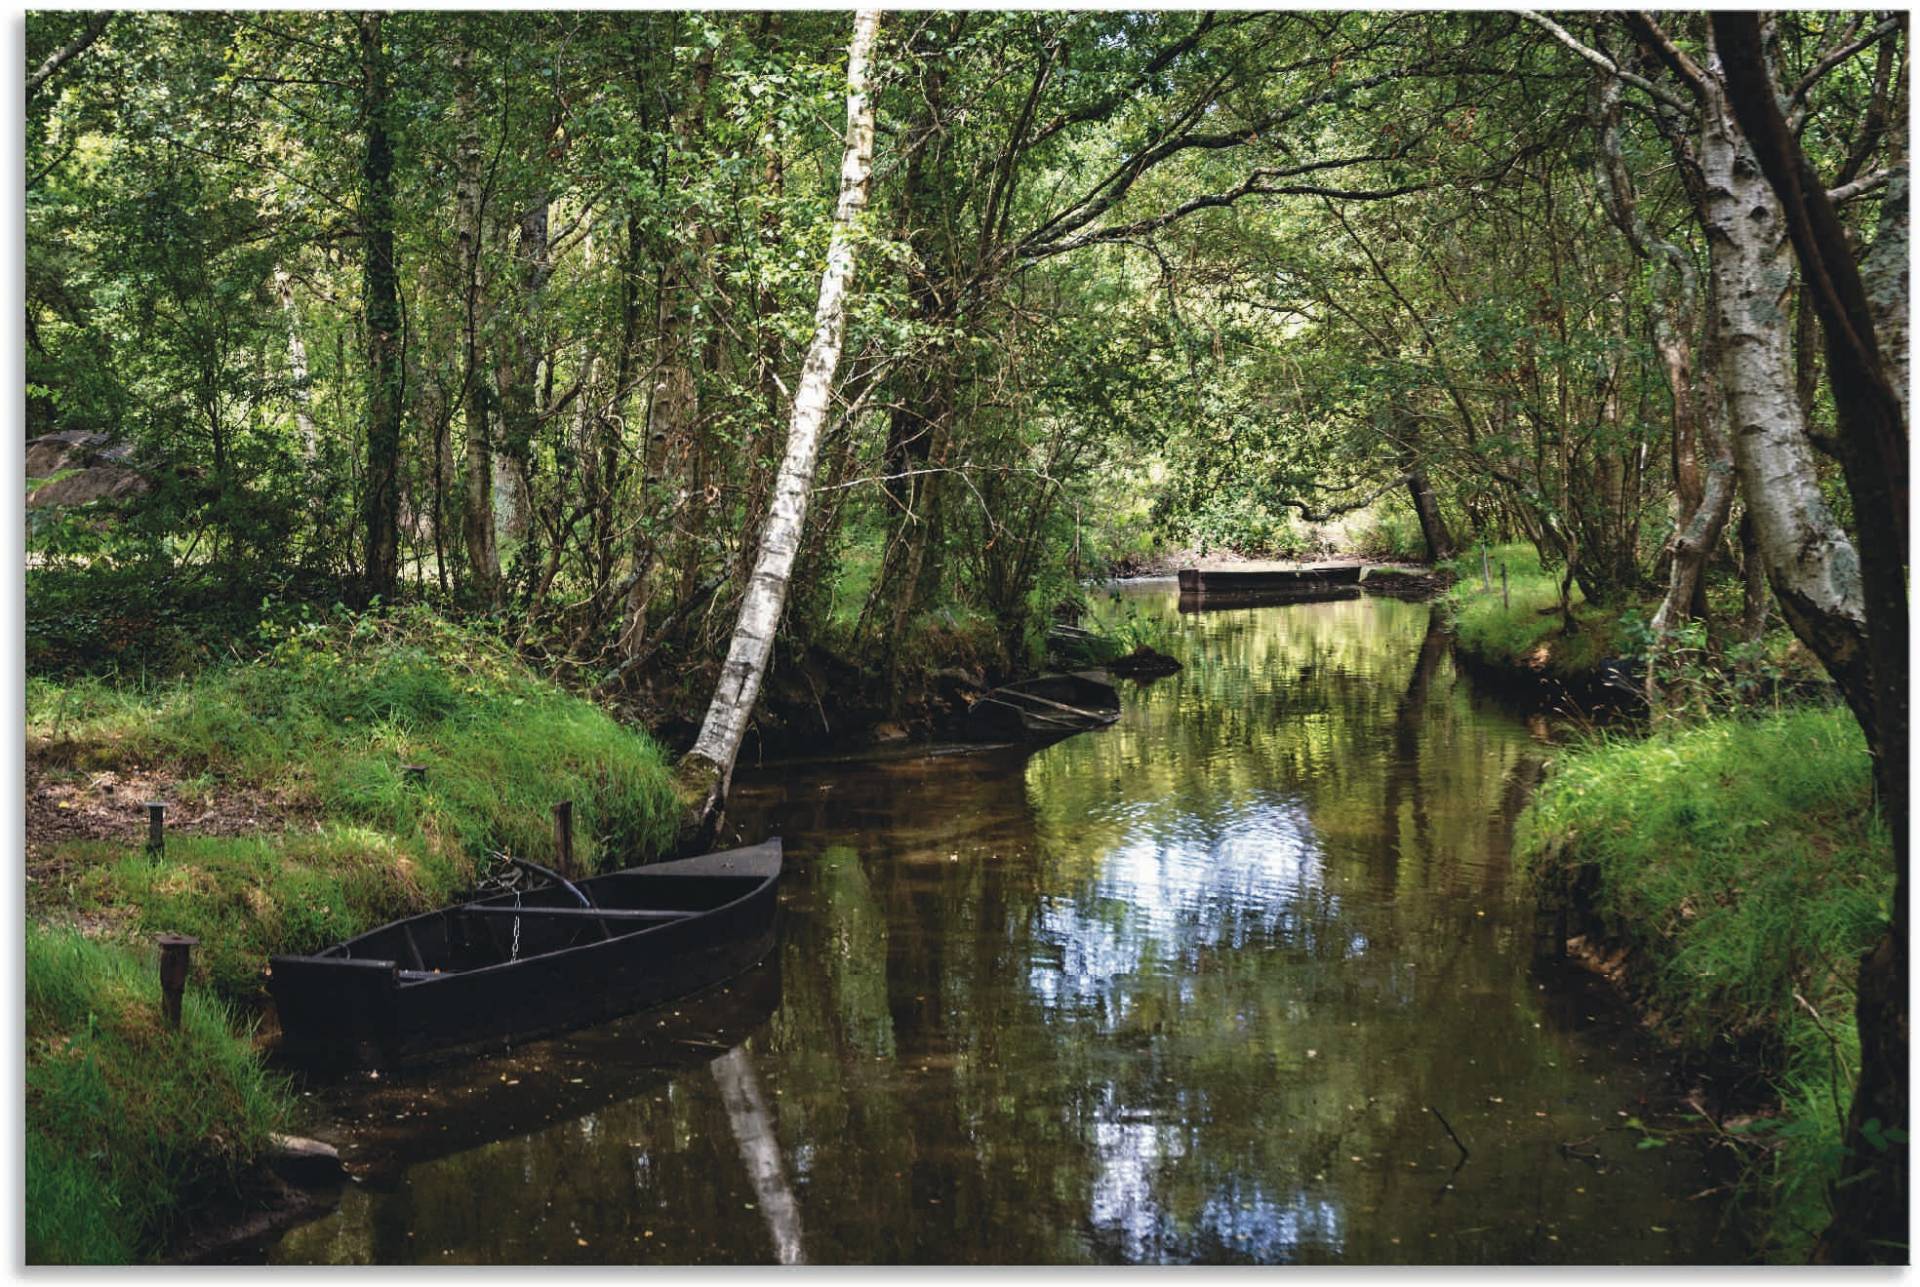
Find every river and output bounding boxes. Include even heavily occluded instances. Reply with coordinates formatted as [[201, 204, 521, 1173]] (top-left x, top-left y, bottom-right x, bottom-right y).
[[260, 583, 1740, 1264]]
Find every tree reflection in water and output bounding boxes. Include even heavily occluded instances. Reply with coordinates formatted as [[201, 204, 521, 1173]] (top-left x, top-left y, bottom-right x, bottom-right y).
[[266, 591, 1742, 1265]]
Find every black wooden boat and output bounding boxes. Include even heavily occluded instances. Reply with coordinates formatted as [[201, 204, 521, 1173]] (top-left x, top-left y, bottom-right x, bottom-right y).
[[268, 839, 782, 1068], [1176, 563, 1365, 594], [965, 670, 1121, 742]]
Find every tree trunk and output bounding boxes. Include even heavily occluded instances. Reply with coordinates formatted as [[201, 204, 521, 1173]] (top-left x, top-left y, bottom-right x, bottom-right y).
[[1712, 16, 1909, 1261], [623, 37, 717, 662], [1695, 73, 1871, 722], [453, 39, 499, 606], [1397, 464, 1451, 564], [495, 196, 549, 547], [1737, 509, 1769, 640], [678, 8, 881, 841], [273, 267, 318, 465], [359, 12, 402, 600], [1643, 321, 1735, 660], [1591, 70, 1723, 648]]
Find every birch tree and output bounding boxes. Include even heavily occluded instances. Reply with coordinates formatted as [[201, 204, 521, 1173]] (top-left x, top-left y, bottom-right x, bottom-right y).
[[1713, 13, 1908, 1263], [675, 8, 882, 840], [273, 268, 319, 465]]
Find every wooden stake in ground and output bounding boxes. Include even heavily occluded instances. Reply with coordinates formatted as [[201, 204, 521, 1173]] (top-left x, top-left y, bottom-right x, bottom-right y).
[[676, 9, 882, 843]]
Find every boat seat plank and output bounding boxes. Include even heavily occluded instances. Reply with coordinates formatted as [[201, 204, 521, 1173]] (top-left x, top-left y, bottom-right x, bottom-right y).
[[456, 905, 693, 923]]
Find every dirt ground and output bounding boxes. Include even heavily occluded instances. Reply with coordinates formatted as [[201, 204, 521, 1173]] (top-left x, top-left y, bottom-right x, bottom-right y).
[[25, 758, 307, 874]]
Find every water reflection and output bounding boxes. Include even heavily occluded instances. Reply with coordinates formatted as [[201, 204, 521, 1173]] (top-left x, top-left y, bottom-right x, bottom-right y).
[[263, 589, 1738, 1265]]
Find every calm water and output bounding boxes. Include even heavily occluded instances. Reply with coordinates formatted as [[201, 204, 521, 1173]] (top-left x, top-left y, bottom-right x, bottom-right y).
[[264, 587, 1739, 1265]]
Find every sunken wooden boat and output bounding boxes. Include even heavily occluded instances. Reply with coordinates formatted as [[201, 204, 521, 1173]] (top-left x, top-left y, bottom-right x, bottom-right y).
[[965, 670, 1121, 743], [1177, 563, 1365, 594], [268, 839, 782, 1068]]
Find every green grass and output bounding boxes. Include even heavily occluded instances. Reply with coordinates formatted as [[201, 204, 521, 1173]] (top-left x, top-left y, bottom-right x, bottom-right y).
[[54, 829, 455, 996], [1443, 543, 1579, 664], [1517, 707, 1892, 1259], [30, 606, 682, 997], [26, 925, 291, 1264], [1441, 543, 1642, 683]]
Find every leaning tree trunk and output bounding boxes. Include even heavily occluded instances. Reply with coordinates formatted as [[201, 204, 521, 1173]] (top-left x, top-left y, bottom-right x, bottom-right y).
[[359, 12, 403, 601], [1590, 71, 1729, 670], [676, 8, 881, 842], [1712, 16, 1909, 1262], [1696, 79, 1872, 721]]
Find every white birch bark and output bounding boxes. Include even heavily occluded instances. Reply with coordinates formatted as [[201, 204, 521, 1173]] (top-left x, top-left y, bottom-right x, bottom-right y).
[[681, 9, 881, 819], [272, 267, 319, 465], [1696, 63, 1868, 679]]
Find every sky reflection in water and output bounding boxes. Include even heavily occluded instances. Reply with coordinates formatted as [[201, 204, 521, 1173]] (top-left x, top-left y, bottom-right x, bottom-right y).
[[265, 589, 1741, 1265]]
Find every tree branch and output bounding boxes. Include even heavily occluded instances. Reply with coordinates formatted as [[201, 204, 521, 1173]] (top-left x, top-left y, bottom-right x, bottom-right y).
[[1275, 472, 1414, 523], [25, 13, 111, 105], [1829, 170, 1893, 206], [1618, 11, 1713, 102], [1788, 16, 1901, 116], [1519, 11, 1695, 113]]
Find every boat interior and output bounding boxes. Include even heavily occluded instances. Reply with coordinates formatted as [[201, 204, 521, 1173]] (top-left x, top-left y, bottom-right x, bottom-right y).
[[329, 871, 766, 979]]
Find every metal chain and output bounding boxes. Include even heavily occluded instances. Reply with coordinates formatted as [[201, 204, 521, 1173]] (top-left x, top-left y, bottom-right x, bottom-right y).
[[510, 887, 522, 963]]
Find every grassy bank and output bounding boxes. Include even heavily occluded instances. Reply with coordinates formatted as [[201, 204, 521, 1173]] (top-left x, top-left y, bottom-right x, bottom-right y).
[[1440, 543, 1635, 685], [30, 606, 683, 987], [26, 604, 682, 1260], [1517, 707, 1892, 1260], [26, 926, 289, 1263]]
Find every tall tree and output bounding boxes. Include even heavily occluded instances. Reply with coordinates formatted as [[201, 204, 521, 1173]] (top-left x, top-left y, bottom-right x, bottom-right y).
[[359, 12, 403, 599], [1713, 13, 1908, 1264], [678, 9, 883, 839]]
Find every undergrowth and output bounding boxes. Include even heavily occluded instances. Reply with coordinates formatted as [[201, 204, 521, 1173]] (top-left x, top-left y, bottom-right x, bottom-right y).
[[1517, 707, 1892, 1260], [26, 925, 290, 1264]]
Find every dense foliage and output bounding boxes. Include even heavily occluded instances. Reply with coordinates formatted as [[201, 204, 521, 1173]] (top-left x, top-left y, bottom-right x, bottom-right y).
[[29, 12, 1894, 698]]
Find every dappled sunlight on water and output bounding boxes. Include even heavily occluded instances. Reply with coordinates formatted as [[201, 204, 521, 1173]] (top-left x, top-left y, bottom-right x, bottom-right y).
[[261, 589, 1740, 1265]]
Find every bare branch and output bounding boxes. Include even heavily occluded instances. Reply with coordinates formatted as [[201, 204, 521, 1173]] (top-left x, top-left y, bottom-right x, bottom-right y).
[[1018, 153, 1428, 261], [1519, 11, 1695, 113], [1830, 169, 1893, 206], [1275, 473, 1415, 523]]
